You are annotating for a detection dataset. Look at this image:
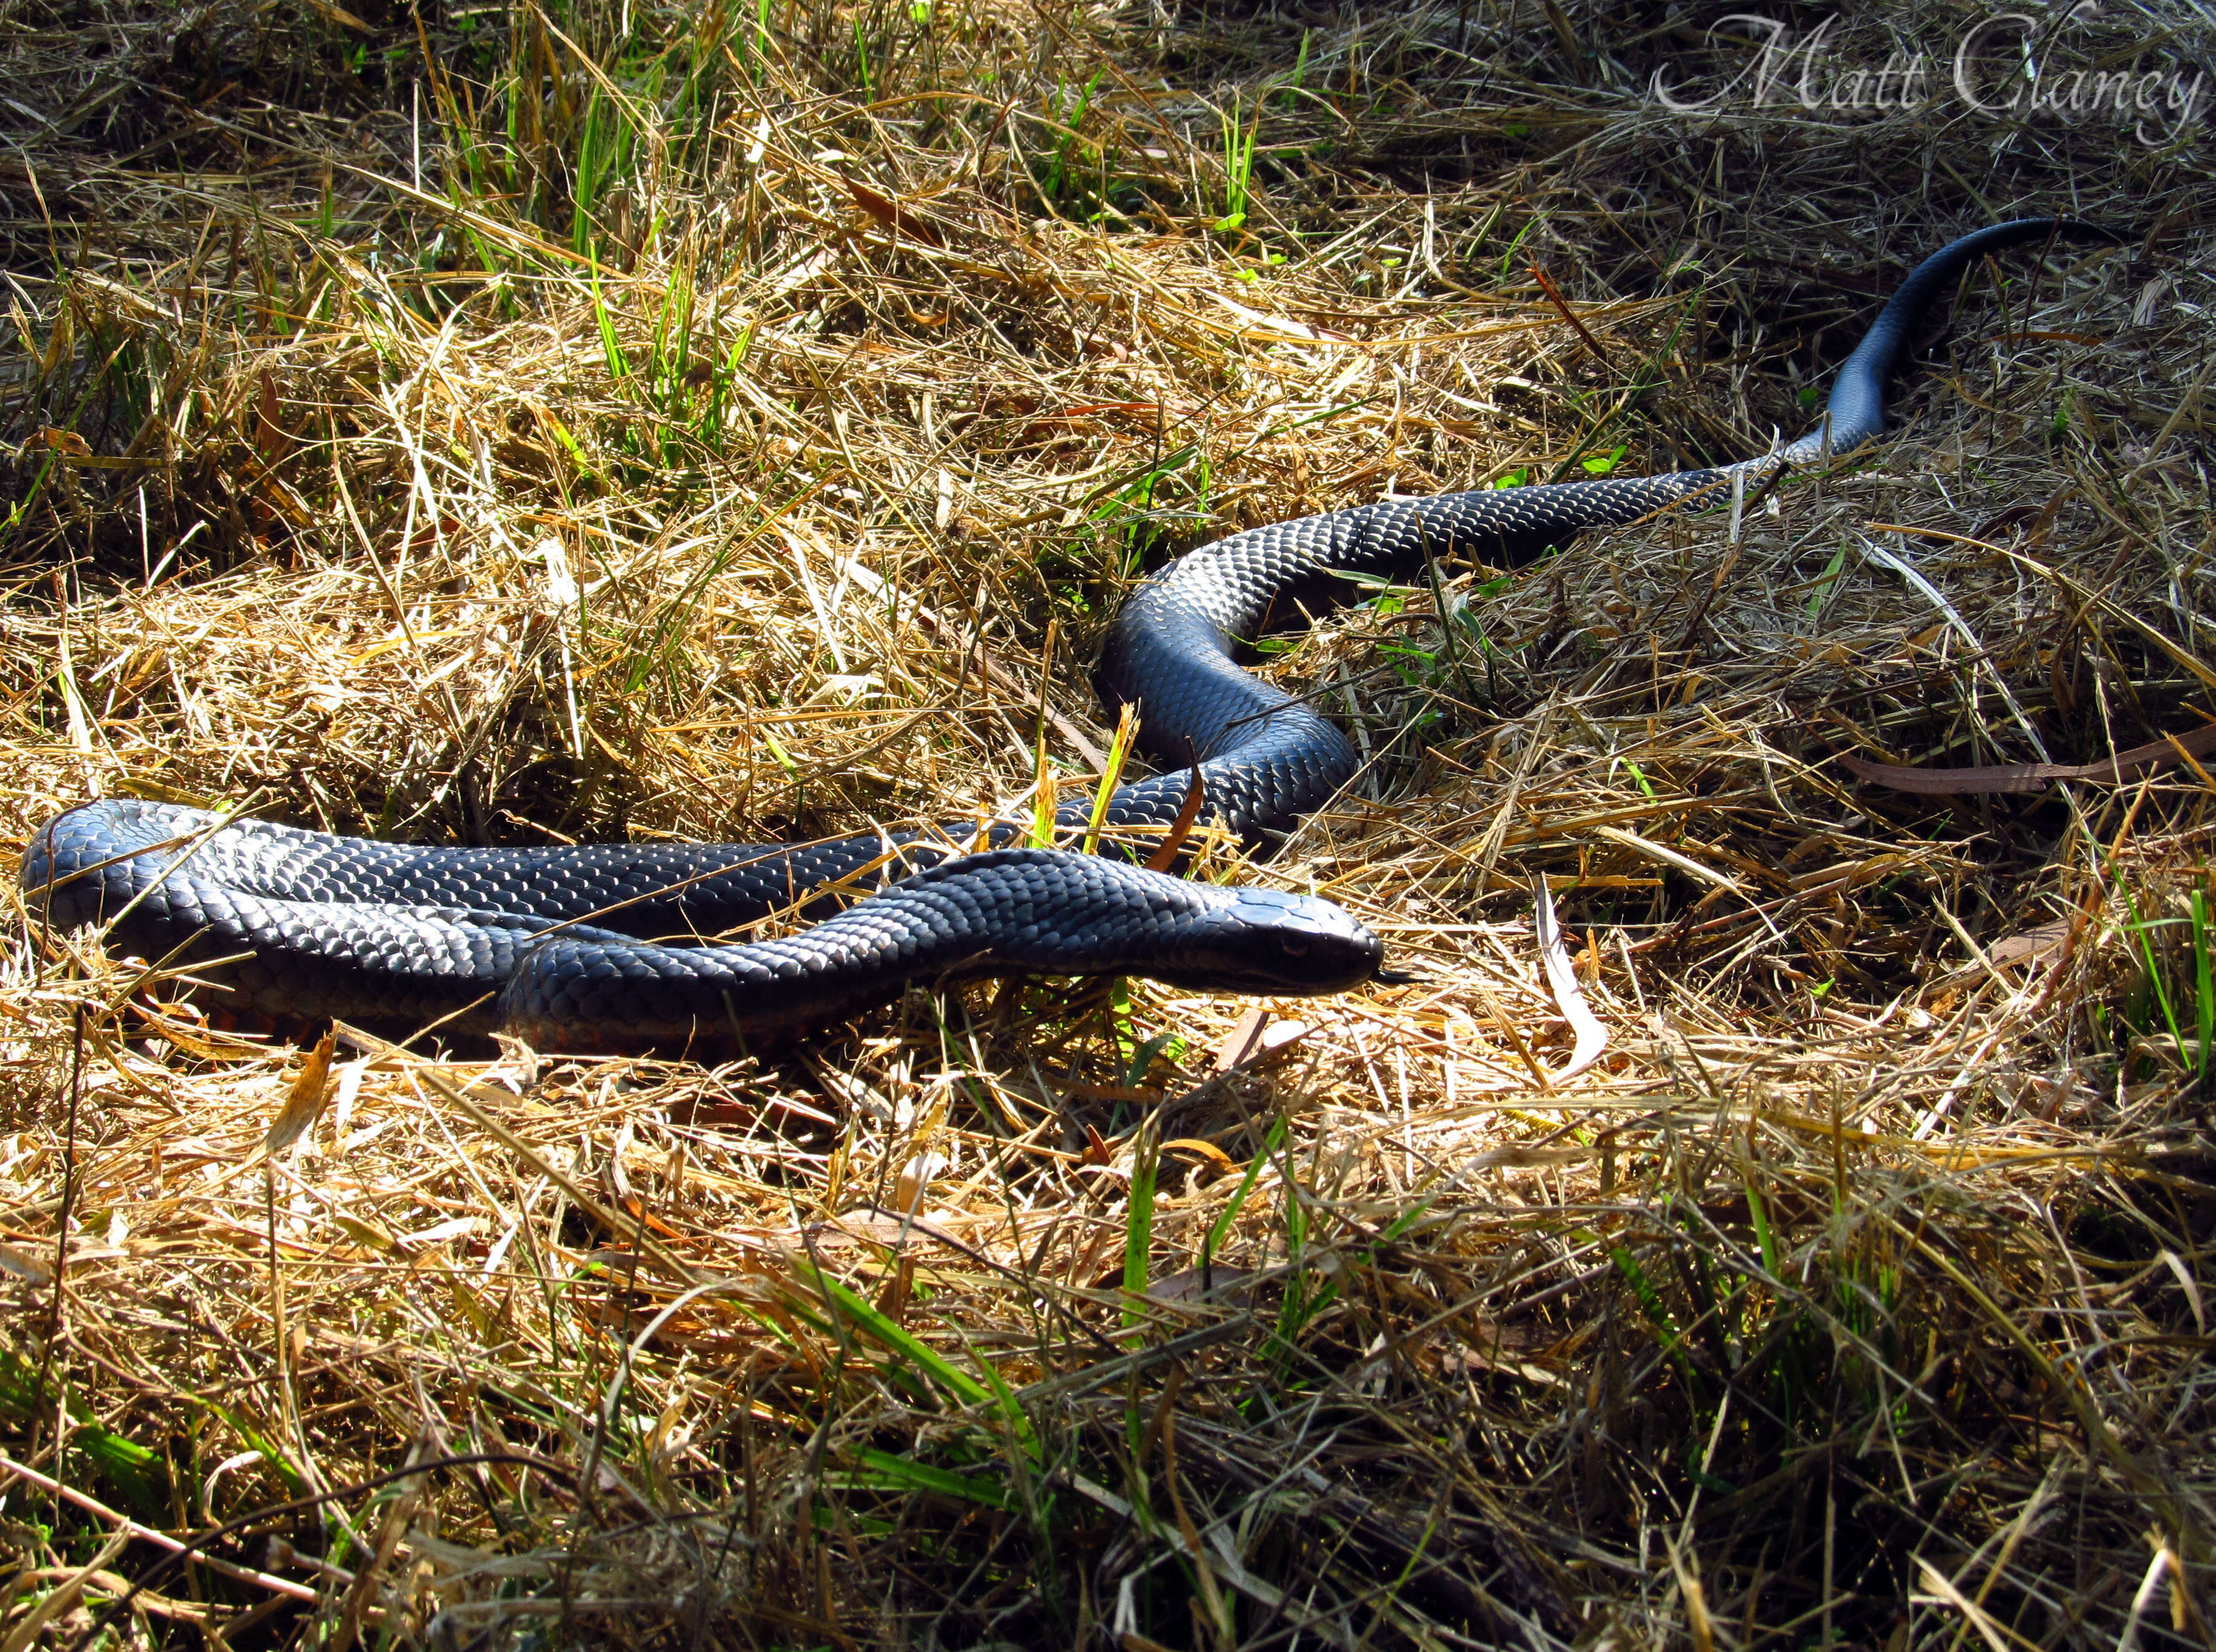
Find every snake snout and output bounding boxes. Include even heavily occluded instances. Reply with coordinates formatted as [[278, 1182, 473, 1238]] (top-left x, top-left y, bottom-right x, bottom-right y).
[[1154, 886, 1381, 996]]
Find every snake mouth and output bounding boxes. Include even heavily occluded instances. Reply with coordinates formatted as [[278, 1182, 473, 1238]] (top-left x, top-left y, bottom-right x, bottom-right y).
[[1141, 932, 1386, 998], [1148, 964, 1377, 996]]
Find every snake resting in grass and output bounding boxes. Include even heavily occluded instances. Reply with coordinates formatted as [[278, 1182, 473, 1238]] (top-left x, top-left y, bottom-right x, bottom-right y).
[[21, 218, 2118, 1054]]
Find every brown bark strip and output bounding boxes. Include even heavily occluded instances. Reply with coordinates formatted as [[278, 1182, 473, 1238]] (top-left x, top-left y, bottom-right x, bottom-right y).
[[1839, 722, 2216, 794]]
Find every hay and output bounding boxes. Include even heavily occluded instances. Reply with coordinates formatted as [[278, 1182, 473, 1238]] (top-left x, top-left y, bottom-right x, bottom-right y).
[[1, 0, 2212, 1645]]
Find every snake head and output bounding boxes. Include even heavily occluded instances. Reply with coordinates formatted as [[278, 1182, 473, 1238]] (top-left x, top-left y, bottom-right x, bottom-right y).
[[1145, 885, 1384, 997]]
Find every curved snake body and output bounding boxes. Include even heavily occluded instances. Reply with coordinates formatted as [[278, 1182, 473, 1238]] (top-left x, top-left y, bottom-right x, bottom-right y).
[[19, 218, 2116, 1052]]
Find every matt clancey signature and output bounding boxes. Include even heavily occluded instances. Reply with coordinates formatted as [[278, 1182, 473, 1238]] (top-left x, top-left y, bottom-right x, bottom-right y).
[[1649, 6, 2208, 147]]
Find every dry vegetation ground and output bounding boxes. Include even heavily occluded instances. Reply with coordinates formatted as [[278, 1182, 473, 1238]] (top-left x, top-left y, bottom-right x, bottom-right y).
[[1, 0, 2213, 1645]]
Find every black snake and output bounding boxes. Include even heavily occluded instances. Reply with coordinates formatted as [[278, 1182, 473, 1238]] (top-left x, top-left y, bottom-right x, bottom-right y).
[[20, 218, 2116, 1053]]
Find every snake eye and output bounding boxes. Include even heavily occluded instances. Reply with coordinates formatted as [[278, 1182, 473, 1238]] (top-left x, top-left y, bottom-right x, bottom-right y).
[[1279, 938, 1309, 958]]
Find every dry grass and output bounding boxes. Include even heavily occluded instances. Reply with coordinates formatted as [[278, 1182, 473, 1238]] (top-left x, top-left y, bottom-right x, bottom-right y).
[[1, 0, 2214, 1645]]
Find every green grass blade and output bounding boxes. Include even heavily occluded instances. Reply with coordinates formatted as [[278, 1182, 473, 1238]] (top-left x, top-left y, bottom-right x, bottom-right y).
[[803, 1263, 993, 1409], [1804, 541, 1850, 623], [850, 1447, 1012, 1509], [1744, 1167, 1777, 1278], [2122, 890, 2185, 1061], [0, 1350, 167, 1518], [2195, 888, 2212, 1076], [1610, 1243, 1701, 1389], [958, 1334, 1037, 1447], [1206, 1114, 1287, 1258], [1122, 1125, 1157, 1328], [1081, 701, 1139, 855], [593, 270, 629, 382]]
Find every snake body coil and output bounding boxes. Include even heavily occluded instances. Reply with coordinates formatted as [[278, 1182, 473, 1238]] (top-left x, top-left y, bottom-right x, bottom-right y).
[[21, 219, 2116, 1052]]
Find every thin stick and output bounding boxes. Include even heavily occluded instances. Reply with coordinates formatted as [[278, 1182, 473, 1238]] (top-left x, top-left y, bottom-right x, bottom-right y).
[[1528, 263, 1618, 371], [0, 1452, 319, 1603]]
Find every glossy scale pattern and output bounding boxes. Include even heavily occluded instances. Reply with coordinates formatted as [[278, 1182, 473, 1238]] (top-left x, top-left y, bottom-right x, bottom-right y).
[[20, 219, 2118, 1051]]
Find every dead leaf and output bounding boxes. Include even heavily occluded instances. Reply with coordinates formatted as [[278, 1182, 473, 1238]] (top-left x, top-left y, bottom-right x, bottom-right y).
[[1213, 1006, 1266, 1072], [1841, 721, 2216, 795], [1142, 764, 1207, 872], [394, 1216, 485, 1252], [1161, 1137, 1237, 1175], [1986, 921, 2073, 969], [263, 1028, 336, 1155], [0, 1241, 54, 1283], [847, 180, 941, 246], [1147, 1265, 1256, 1306], [1534, 881, 1608, 1081], [304, 0, 372, 30]]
